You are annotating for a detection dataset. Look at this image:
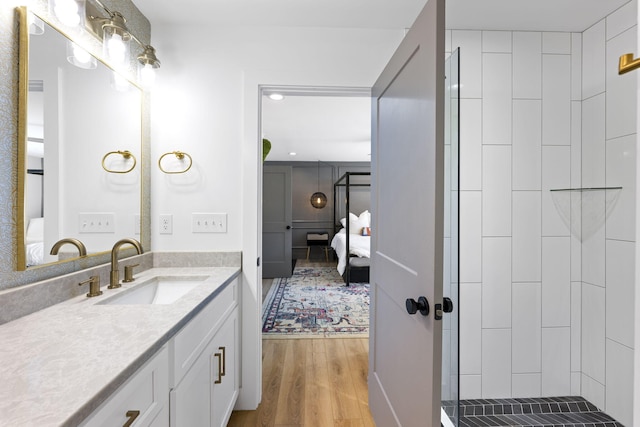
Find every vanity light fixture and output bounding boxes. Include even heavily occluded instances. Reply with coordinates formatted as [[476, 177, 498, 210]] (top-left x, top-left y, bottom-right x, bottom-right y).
[[84, 0, 161, 86], [28, 14, 45, 35]]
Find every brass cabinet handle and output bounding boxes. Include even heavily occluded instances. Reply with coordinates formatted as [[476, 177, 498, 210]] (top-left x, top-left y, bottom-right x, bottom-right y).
[[123, 410, 140, 427], [219, 346, 226, 377], [214, 352, 223, 384]]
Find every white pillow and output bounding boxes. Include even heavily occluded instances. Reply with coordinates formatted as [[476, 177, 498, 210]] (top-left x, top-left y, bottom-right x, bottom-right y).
[[359, 210, 371, 227], [26, 217, 44, 244], [341, 211, 371, 234]]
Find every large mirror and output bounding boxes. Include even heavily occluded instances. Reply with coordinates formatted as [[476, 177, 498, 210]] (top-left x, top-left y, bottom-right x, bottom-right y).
[[17, 8, 142, 270]]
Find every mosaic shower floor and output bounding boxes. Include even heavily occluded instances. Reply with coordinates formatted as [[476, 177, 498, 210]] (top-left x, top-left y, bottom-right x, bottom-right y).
[[444, 396, 623, 427]]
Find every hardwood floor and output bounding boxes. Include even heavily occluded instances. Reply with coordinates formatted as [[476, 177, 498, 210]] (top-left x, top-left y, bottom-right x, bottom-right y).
[[227, 338, 375, 427]]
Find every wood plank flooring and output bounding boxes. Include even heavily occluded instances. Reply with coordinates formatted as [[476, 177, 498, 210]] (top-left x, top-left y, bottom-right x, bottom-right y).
[[228, 338, 375, 427]]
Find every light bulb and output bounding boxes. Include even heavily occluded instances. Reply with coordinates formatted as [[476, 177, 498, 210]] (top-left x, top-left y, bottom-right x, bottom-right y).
[[73, 44, 91, 64], [53, 0, 80, 27], [107, 33, 126, 65], [139, 63, 156, 89]]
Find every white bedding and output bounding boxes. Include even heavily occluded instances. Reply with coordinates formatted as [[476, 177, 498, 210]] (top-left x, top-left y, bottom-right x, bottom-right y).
[[26, 242, 44, 267], [330, 229, 370, 275]]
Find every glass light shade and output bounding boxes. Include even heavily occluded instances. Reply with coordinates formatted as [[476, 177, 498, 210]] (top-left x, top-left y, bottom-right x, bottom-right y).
[[66, 41, 97, 69], [310, 192, 327, 209], [110, 71, 131, 92], [103, 31, 130, 68], [139, 63, 156, 89], [49, 0, 85, 28]]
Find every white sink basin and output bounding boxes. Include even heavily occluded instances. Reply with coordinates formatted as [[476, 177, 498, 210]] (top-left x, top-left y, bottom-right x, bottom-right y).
[[99, 276, 209, 305]]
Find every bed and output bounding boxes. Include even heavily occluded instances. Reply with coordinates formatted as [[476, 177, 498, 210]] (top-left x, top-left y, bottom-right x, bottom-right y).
[[331, 172, 371, 285], [25, 217, 44, 267]]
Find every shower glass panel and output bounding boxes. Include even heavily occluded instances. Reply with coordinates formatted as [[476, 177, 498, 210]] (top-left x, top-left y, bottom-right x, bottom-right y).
[[441, 48, 460, 427]]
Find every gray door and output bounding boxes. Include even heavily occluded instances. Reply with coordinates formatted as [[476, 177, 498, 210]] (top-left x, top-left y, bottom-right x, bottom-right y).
[[262, 165, 293, 278], [368, 0, 445, 425]]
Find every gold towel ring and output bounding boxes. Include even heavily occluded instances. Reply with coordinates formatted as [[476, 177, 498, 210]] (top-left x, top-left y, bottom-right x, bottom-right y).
[[102, 150, 137, 174], [158, 151, 193, 174]]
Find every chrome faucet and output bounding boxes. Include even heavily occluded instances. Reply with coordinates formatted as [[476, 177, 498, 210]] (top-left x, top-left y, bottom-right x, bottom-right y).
[[109, 238, 143, 289], [50, 238, 87, 257]]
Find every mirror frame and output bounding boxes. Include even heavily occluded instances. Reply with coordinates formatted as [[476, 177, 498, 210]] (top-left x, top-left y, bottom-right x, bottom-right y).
[[15, 6, 145, 271]]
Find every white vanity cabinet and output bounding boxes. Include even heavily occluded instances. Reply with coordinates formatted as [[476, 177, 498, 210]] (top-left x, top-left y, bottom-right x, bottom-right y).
[[169, 278, 240, 427], [79, 346, 170, 427]]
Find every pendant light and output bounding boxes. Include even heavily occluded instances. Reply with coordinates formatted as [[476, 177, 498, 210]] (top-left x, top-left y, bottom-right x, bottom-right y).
[[310, 161, 327, 209]]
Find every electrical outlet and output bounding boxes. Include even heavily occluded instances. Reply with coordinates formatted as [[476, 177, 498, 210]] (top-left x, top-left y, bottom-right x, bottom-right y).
[[192, 213, 227, 233], [79, 213, 115, 233], [159, 214, 173, 234]]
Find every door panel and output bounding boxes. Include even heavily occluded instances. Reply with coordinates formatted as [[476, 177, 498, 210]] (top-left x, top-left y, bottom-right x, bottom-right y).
[[262, 166, 293, 278], [369, 0, 445, 425]]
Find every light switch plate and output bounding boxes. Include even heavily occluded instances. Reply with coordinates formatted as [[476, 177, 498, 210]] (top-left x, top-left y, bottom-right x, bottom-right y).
[[79, 213, 115, 233], [192, 213, 227, 233]]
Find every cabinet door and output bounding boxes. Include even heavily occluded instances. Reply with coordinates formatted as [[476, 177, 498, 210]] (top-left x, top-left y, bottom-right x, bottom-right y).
[[211, 309, 239, 427], [170, 309, 239, 427], [80, 346, 169, 427]]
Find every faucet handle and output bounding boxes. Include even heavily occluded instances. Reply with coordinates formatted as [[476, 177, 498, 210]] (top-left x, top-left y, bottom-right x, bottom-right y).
[[79, 276, 102, 298], [123, 264, 139, 283]]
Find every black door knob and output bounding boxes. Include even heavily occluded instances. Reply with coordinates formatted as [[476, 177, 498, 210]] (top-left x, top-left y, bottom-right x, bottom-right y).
[[286, 225, 291, 230], [405, 296, 430, 316], [443, 297, 454, 313]]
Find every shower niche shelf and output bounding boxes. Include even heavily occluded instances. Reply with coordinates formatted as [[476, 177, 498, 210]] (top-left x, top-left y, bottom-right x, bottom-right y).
[[549, 186, 623, 242]]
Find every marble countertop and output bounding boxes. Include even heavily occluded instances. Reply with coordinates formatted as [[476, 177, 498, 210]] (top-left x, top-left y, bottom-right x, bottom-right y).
[[0, 266, 241, 427]]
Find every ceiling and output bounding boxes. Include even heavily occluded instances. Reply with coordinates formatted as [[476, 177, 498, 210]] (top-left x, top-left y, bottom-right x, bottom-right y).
[[133, 0, 631, 162]]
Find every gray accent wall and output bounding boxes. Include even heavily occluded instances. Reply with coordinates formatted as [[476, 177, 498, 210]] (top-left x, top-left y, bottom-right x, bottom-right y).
[[265, 161, 370, 259]]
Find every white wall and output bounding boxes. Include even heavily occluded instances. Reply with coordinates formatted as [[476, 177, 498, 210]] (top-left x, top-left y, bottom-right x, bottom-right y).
[[457, 2, 637, 424], [149, 23, 405, 408]]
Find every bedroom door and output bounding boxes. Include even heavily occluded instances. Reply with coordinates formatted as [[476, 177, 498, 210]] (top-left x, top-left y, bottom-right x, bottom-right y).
[[368, 0, 445, 426], [262, 165, 293, 278]]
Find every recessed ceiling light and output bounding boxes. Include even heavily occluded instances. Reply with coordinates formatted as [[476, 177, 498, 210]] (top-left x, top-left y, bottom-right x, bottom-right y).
[[268, 93, 284, 101], [289, 152, 297, 156]]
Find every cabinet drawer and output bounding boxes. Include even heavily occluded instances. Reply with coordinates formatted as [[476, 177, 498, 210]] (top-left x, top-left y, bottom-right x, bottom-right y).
[[170, 278, 238, 386], [80, 346, 169, 427]]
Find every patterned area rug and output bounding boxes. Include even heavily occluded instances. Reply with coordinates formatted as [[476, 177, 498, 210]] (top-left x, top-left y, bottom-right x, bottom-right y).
[[262, 266, 369, 338]]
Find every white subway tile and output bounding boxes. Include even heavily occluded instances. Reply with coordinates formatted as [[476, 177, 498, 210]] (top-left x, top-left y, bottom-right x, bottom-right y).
[[513, 100, 542, 190], [582, 94, 606, 187], [606, 135, 636, 241], [482, 31, 512, 52], [483, 146, 512, 236], [582, 283, 606, 384], [571, 33, 582, 101], [460, 192, 482, 283], [482, 237, 512, 328], [460, 99, 482, 191], [606, 0, 638, 40], [512, 374, 541, 398], [513, 32, 542, 99], [542, 32, 571, 54], [606, 28, 637, 140], [570, 101, 582, 187], [606, 240, 635, 348], [605, 339, 634, 427], [542, 146, 571, 236], [452, 30, 482, 99], [541, 237, 571, 327], [512, 283, 541, 373], [482, 329, 512, 398], [582, 221, 606, 287], [513, 191, 542, 282], [571, 282, 582, 371], [581, 374, 605, 410], [582, 19, 606, 99], [460, 283, 482, 375], [542, 54, 571, 145], [460, 375, 482, 400], [483, 53, 512, 144], [542, 327, 571, 396], [571, 372, 581, 395]]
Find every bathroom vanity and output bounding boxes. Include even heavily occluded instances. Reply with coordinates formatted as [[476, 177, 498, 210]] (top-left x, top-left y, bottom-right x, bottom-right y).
[[0, 264, 241, 426]]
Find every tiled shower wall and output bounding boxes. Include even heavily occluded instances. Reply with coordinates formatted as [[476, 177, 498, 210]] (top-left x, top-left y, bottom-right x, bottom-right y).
[[454, 2, 636, 425]]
